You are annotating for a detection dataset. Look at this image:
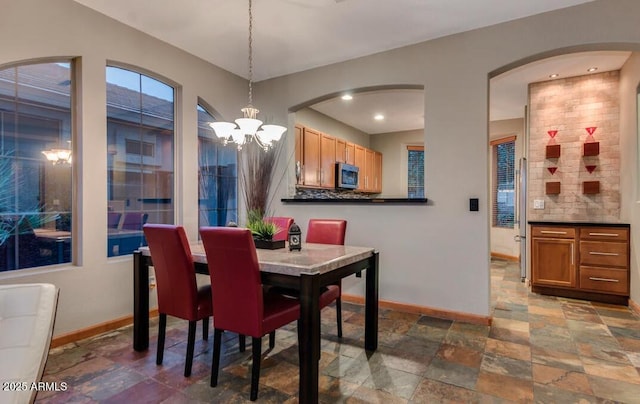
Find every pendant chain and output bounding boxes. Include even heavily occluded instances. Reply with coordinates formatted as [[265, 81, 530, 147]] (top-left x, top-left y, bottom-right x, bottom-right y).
[[247, 0, 253, 106]]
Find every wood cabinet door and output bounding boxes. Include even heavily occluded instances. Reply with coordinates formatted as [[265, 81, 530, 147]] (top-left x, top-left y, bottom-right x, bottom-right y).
[[532, 237, 576, 288], [335, 138, 346, 163], [320, 133, 336, 188], [364, 148, 375, 191], [345, 142, 356, 165], [354, 145, 366, 191], [302, 128, 321, 186], [374, 151, 382, 193]]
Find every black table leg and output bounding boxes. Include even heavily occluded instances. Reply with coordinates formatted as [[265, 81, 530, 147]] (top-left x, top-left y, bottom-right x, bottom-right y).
[[299, 272, 320, 404], [133, 251, 149, 351], [365, 251, 379, 351]]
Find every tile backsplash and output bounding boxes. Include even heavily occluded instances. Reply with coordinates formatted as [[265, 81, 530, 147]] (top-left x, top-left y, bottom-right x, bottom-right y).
[[528, 71, 620, 222]]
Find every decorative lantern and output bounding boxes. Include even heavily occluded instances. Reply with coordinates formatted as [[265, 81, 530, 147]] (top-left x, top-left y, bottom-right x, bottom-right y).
[[288, 222, 302, 251]]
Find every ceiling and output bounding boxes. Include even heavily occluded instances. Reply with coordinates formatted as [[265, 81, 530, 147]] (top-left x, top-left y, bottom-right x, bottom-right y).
[[73, 0, 631, 132]]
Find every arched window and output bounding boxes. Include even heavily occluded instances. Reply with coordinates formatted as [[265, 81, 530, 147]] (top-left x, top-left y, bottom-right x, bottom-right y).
[[197, 104, 237, 228], [0, 61, 73, 271], [106, 66, 174, 257]]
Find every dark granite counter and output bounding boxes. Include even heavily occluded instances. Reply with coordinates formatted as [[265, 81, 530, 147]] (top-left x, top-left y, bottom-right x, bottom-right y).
[[281, 198, 428, 204], [528, 221, 629, 228]]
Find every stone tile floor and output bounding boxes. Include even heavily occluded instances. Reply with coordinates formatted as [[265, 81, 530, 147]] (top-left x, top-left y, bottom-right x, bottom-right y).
[[37, 259, 640, 403]]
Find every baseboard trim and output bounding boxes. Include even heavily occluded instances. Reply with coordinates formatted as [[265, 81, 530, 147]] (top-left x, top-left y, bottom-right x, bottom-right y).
[[51, 309, 159, 348], [342, 293, 491, 326], [490, 252, 519, 262], [53, 294, 494, 347], [630, 298, 640, 317]]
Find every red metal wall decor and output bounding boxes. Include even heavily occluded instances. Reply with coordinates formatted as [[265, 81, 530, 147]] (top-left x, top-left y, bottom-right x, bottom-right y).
[[545, 129, 560, 158], [583, 126, 599, 156], [583, 181, 600, 194], [547, 167, 558, 175], [585, 165, 597, 174], [545, 181, 561, 195]]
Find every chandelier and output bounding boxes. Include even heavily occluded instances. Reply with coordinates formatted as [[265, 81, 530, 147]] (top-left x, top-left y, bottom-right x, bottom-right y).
[[209, 0, 286, 150], [42, 148, 72, 165]]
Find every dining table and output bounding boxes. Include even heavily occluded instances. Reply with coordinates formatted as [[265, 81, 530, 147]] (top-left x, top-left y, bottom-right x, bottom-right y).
[[132, 242, 379, 403]]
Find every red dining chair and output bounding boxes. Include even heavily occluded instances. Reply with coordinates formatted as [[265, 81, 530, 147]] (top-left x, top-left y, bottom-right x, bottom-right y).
[[199, 226, 338, 401], [142, 224, 211, 377], [307, 219, 347, 338], [263, 216, 293, 242]]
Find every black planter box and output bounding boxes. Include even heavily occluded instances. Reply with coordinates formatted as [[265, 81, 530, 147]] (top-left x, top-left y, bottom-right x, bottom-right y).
[[253, 239, 285, 249]]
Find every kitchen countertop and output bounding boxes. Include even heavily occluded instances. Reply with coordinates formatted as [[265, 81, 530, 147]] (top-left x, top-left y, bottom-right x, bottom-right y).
[[281, 197, 428, 204], [528, 221, 630, 227]]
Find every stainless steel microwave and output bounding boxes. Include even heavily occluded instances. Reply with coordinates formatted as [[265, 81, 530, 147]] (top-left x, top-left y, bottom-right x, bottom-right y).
[[335, 163, 359, 189]]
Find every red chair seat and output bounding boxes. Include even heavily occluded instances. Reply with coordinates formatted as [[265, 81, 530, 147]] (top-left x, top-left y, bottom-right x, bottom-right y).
[[262, 290, 300, 333]]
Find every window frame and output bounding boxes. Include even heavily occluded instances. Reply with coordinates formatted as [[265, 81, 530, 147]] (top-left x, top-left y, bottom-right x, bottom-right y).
[[491, 135, 516, 229]]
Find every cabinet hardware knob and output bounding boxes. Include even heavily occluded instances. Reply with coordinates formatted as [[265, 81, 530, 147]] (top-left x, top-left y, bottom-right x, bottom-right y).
[[589, 252, 619, 256], [588, 232, 619, 237], [540, 230, 567, 234], [588, 277, 619, 282]]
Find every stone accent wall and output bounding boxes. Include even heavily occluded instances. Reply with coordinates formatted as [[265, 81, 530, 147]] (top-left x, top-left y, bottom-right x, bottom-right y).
[[528, 71, 620, 222]]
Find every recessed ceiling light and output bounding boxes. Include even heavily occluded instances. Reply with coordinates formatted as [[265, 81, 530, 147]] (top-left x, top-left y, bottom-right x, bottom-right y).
[[587, 67, 598, 72], [374, 114, 384, 121], [549, 73, 559, 78], [341, 94, 353, 101]]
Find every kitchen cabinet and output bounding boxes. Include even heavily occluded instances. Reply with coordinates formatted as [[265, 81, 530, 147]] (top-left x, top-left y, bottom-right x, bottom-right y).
[[320, 133, 336, 188], [364, 148, 375, 192], [295, 124, 382, 192], [336, 138, 346, 163], [354, 145, 366, 191], [302, 127, 321, 187], [373, 151, 382, 193], [345, 142, 355, 165], [335, 139, 355, 165], [300, 126, 336, 188], [530, 222, 630, 304], [531, 226, 576, 288]]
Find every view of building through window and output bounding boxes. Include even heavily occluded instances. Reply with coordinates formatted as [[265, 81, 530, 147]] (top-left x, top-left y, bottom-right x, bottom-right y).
[[106, 66, 175, 257], [493, 139, 515, 228], [0, 62, 73, 272], [197, 105, 237, 229]]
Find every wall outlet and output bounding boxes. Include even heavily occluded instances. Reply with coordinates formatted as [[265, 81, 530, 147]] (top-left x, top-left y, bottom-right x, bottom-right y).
[[533, 199, 545, 210]]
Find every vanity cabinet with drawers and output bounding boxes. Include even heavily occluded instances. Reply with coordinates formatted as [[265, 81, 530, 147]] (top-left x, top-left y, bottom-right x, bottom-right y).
[[530, 222, 630, 305]]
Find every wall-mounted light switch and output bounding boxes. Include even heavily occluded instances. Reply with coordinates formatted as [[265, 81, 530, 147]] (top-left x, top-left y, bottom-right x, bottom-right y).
[[470, 198, 479, 211], [533, 199, 545, 210]]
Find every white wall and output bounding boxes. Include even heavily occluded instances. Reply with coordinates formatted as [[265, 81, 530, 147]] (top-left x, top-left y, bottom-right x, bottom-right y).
[[489, 119, 525, 259], [2, 0, 640, 337], [619, 52, 640, 305], [295, 108, 370, 146], [258, 0, 640, 317]]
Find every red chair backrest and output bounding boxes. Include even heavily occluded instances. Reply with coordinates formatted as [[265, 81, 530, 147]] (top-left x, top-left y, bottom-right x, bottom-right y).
[[306, 219, 347, 245], [264, 217, 294, 241], [199, 227, 264, 337], [143, 224, 199, 320]]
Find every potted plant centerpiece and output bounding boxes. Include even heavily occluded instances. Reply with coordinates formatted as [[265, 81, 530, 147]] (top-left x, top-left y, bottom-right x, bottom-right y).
[[245, 209, 284, 249], [239, 131, 287, 249]]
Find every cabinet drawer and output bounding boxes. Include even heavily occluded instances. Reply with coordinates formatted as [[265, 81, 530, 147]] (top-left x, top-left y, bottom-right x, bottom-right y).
[[579, 267, 629, 295], [580, 241, 628, 267], [532, 226, 575, 239], [579, 227, 628, 242]]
